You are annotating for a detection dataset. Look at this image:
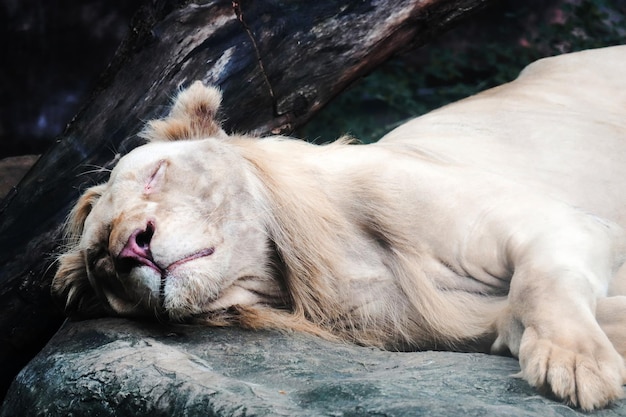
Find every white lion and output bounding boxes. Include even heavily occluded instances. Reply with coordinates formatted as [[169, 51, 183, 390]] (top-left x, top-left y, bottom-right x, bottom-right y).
[[53, 45, 626, 410]]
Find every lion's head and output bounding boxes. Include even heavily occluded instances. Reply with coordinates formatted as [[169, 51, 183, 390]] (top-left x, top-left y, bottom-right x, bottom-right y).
[[52, 82, 285, 321]]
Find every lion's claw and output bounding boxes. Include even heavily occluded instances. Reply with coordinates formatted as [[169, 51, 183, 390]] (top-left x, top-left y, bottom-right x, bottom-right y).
[[519, 327, 625, 411]]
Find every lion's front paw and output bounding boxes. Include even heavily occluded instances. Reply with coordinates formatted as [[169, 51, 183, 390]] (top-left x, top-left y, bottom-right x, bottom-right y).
[[519, 327, 625, 410]]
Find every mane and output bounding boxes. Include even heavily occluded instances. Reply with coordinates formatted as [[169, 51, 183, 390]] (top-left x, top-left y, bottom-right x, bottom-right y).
[[235, 137, 350, 325], [231, 135, 503, 350]]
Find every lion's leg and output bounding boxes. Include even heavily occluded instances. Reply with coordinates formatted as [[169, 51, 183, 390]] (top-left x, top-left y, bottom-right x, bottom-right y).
[[597, 296, 626, 359], [490, 214, 626, 411]]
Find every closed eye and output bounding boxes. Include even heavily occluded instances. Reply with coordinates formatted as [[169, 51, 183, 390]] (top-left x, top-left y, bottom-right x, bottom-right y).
[[144, 160, 168, 195]]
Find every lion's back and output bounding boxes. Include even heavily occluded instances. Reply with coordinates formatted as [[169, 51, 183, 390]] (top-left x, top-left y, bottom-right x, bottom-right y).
[[379, 45, 626, 228]]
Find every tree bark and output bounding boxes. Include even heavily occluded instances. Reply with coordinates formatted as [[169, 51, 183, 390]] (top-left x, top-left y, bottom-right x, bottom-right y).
[[0, 0, 491, 400]]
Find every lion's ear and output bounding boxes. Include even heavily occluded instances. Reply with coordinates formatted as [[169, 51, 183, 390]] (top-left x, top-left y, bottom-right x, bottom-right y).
[[52, 250, 107, 317], [52, 184, 108, 317], [65, 184, 107, 241], [140, 81, 227, 142]]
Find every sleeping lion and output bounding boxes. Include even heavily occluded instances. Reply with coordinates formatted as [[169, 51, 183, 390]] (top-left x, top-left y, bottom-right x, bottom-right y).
[[53, 45, 626, 410]]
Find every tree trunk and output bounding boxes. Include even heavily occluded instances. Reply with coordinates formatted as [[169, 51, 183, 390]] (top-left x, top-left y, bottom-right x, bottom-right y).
[[0, 0, 491, 400]]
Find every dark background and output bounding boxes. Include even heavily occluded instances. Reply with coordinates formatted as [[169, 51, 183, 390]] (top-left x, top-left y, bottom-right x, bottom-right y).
[[2, 0, 623, 161], [0, 0, 142, 158]]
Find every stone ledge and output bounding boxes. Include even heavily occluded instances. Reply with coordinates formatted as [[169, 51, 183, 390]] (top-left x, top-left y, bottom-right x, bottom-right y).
[[2, 318, 624, 416]]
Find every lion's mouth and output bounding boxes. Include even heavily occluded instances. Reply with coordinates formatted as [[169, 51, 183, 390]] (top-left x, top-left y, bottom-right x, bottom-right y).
[[155, 247, 216, 315], [114, 222, 216, 311], [131, 247, 216, 277], [164, 247, 215, 272], [117, 246, 215, 293], [158, 247, 216, 298], [115, 221, 215, 276]]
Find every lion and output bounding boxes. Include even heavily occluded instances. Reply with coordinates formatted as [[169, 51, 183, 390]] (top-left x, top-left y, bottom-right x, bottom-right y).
[[52, 45, 626, 411]]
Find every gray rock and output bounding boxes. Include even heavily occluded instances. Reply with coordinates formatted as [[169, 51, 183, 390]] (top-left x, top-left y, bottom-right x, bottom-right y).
[[1, 318, 624, 416]]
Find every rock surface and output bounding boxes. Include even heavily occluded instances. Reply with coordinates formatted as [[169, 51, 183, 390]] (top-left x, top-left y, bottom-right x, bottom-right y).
[[2, 318, 625, 416]]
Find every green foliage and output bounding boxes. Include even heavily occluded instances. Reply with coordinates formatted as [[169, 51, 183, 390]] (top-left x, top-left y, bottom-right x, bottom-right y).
[[299, 0, 625, 144]]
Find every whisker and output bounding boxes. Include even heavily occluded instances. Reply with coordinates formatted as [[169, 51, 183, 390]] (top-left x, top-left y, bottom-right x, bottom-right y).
[[76, 166, 113, 177]]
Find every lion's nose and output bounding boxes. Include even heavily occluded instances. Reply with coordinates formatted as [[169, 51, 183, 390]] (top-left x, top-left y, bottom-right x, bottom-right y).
[[116, 221, 160, 273]]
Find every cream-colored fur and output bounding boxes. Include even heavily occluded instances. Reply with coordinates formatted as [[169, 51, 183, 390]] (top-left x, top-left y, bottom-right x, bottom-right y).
[[53, 45, 626, 411]]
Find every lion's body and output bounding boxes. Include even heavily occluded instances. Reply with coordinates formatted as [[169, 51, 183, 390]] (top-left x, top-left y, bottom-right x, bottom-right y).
[[54, 45, 626, 410], [383, 46, 626, 228]]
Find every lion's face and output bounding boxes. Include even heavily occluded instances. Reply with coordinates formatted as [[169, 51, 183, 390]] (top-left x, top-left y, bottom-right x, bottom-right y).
[[55, 137, 274, 320]]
